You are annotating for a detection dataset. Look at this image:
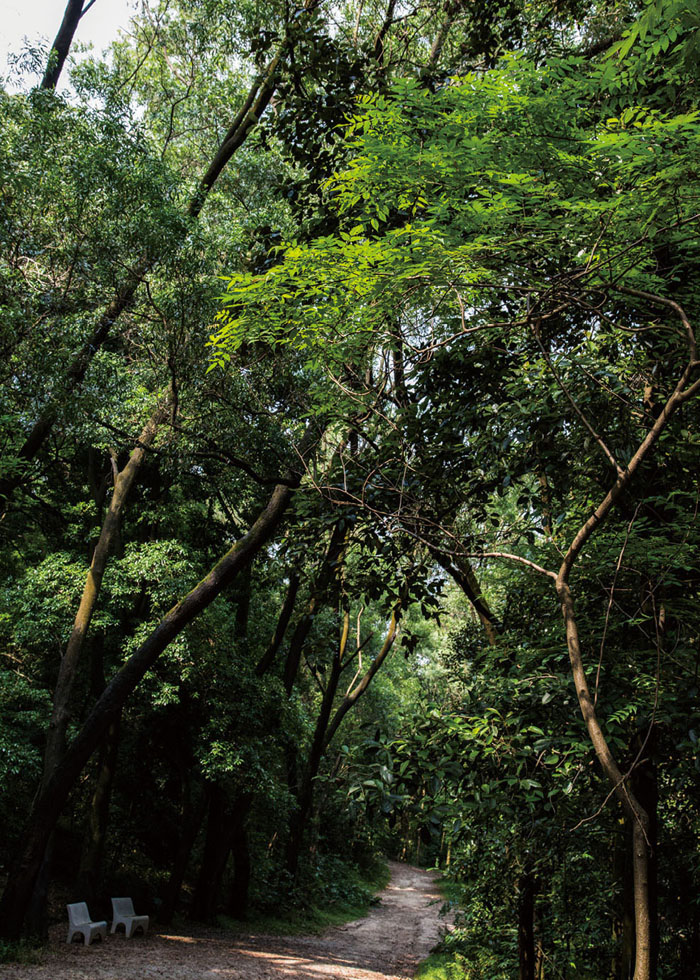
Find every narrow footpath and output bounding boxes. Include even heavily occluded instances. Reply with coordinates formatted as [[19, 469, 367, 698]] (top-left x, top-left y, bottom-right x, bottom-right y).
[[3, 863, 447, 980]]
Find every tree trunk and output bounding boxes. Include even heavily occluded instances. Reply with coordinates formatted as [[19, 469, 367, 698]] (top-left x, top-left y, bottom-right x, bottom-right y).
[[254, 573, 300, 676], [22, 399, 169, 934], [0, 476, 298, 939], [75, 714, 121, 906], [547, 292, 699, 977], [43, 396, 170, 789], [534, 904, 545, 980], [631, 821, 651, 980], [23, 848, 52, 941], [286, 654, 343, 878], [0, 256, 154, 510], [286, 601, 401, 879], [41, 0, 86, 90], [322, 605, 401, 749], [611, 818, 635, 980], [432, 550, 500, 645], [192, 790, 253, 923], [621, 872, 635, 979], [160, 780, 206, 925], [282, 521, 347, 694], [518, 871, 536, 980], [228, 796, 253, 920], [557, 579, 653, 980], [191, 785, 232, 922], [631, 745, 658, 978], [621, 840, 635, 980]]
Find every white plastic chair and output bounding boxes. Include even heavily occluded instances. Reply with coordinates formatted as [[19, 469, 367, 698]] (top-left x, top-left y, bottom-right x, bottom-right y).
[[110, 896, 149, 938], [66, 902, 108, 944]]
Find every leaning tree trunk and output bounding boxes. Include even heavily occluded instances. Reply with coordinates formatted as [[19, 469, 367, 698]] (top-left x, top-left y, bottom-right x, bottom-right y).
[[23, 397, 170, 936], [41, 0, 88, 91], [254, 572, 300, 676], [0, 475, 299, 939], [282, 520, 347, 694], [431, 549, 500, 645], [43, 395, 170, 792]]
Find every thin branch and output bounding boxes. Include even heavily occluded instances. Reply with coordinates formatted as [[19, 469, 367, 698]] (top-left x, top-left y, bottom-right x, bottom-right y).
[[304, 653, 326, 695], [470, 552, 556, 580], [595, 503, 641, 706], [324, 604, 401, 749], [530, 321, 623, 476], [611, 284, 697, 361]]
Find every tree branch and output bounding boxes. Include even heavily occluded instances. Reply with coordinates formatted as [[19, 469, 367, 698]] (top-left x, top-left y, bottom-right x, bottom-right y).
[[323, 603, 401, 749]]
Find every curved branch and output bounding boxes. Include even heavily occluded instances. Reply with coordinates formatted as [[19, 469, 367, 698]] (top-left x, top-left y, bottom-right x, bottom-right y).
[[612, 284, 696, 362]]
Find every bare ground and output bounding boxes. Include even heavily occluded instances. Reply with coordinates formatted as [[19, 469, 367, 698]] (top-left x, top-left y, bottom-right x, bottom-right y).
[[2, 862, 448, 980]]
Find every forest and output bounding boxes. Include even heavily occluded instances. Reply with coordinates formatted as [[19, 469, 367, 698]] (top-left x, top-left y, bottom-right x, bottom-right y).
[[0, 1, 699, 979]]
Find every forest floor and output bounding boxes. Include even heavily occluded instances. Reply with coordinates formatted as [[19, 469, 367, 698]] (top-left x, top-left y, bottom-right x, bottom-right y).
[[3, 862, 449, 980]]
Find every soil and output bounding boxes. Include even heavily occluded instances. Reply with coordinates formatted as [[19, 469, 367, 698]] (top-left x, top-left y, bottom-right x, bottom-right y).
[[2, 862, 449, 980]]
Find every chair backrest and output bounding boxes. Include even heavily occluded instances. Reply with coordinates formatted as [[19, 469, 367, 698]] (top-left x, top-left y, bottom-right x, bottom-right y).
[[67, 902, 90, 926], [112, 896, 135, 917]]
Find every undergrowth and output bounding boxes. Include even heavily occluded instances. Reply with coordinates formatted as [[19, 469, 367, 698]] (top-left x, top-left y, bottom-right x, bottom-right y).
[[414, 950, 470, 980], [414, 871, 469, 980], [0, 939, 43, 965], [219, 856, 390, 935]]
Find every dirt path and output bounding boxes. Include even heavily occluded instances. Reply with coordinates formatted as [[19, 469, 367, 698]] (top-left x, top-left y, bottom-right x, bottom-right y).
[[2, 863, 448, 980]]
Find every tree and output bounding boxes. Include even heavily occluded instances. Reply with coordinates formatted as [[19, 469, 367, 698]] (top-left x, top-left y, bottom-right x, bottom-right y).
[[211, 9, 700, 975]]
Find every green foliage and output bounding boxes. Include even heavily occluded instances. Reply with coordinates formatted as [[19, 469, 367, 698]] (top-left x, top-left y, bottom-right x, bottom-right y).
[[213, 44, 700, 371], [0, 670, 51, 841], [414, 950, 471, 980], [610, 0, 700, 66], [0, 939, 42, 965], [1, 1, 699, 970]]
